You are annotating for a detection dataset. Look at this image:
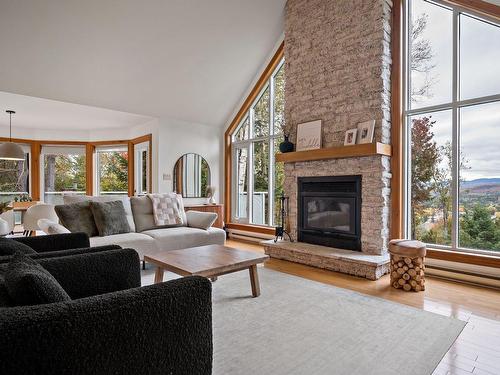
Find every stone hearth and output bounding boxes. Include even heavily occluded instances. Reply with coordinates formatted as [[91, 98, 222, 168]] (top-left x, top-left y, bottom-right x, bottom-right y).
[[263, 240, 390, 281]]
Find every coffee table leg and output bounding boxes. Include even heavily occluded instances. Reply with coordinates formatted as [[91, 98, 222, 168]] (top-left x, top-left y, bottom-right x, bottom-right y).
[[154, 267, 164, 284], [249, 265, 260, 297]]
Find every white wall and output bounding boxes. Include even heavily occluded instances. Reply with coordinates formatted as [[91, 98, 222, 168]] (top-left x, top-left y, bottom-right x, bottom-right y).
[[157, 118, 222, 205], [8, 116, 221, 204]]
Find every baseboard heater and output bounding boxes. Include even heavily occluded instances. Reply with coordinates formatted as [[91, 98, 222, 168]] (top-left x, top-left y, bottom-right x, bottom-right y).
[[426, 260, 500, 290], [227, 228, 274, 243]]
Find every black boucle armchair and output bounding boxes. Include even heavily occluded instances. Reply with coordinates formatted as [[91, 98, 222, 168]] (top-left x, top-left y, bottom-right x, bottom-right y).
[[13, 232, 91, 252], [0, 248, 213, 375]]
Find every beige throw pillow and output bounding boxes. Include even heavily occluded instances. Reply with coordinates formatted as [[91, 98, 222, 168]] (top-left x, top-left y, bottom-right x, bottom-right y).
[[148, 193, 184, 226]]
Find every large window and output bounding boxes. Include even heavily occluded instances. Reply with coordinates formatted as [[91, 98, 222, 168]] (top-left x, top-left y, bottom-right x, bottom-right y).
[[0, 144, 30, 203], [95, 146, 129, 197], [42, 145, 86, 205], [231, 59, 285, 226], [404, 0, 500, 254]]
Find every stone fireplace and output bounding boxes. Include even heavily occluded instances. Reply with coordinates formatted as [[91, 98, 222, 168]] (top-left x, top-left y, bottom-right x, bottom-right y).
[[262, 0, 394, 280]]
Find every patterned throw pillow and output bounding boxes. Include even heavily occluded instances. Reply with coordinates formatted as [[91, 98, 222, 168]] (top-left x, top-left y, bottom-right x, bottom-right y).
[[148, 193, 184, 226]]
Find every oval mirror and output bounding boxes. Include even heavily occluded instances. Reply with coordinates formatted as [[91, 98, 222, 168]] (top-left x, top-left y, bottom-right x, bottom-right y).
[[173, 153, 211, 198]]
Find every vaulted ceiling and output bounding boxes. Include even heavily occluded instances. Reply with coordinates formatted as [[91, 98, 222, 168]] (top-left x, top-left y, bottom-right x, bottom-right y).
[[0, 0, 285, 128]]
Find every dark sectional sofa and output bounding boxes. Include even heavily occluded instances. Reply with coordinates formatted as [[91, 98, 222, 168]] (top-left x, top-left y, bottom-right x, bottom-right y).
[[0, 233, 213, 375]]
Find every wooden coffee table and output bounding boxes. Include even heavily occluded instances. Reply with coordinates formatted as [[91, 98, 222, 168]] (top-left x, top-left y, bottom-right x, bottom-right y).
[[144, 245, 269, 297]]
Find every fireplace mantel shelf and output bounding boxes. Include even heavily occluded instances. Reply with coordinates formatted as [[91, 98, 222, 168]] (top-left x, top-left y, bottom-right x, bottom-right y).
[[276, 142, 391, 163]]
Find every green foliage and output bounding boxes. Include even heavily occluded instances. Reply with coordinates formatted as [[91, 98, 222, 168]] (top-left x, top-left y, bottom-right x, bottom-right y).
[[411, 117, 499, 251], [460, 206, 500, 251], [45, 154, 86, 192], [99, 152, 128, 192]]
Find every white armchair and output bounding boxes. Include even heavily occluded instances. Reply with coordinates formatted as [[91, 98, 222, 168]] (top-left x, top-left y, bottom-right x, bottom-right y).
[[0, 210, 15, 235], [23, 204, 59, 236]]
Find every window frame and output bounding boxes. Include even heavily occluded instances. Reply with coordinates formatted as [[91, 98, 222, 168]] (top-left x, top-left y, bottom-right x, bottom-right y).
[[0, 134, 152, 202], [224, 42, 284, 233], [40, 144, 87, 205], [402, 0, 500, 256], [230, 58, 284, 227], [94, 145, 130, 197]]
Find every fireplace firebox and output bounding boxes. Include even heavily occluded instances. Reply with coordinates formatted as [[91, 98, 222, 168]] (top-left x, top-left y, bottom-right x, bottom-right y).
[[297, 176, 361, 251]]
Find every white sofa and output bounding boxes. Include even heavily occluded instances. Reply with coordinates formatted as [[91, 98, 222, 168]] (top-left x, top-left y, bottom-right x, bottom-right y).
[[61, 195, 226, 260]]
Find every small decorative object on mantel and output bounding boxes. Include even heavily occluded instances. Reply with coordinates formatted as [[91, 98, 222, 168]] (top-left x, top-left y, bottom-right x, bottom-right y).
[[356, 120, 375, 144], [275, 195, 293, 243], [344, 128, 358, 146], [279, 134, 294, 153], [296, 120, 322, 151], [206, 186, 216, 205]]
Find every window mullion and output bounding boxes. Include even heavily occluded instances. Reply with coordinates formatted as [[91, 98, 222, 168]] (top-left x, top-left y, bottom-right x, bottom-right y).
[[248, 142, 254, 224], [403, 0, 411, 239], [451, 9, 460, 249], [269, 75, 275, 226]]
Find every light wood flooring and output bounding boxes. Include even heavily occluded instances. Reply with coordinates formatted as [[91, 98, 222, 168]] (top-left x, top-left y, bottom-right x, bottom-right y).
[[225, 239, 500, 375]]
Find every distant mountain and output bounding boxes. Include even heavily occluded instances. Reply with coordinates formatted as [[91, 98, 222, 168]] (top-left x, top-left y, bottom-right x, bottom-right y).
[[462, 178, 500, 188], [461, 178, 500, 194]]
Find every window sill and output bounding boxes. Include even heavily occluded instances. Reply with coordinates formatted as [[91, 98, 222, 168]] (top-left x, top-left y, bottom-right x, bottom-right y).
[[426, 247, 500, 269]]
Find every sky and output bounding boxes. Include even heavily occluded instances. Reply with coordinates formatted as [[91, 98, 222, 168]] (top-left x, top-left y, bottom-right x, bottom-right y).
[[411, 0, 500, 180]]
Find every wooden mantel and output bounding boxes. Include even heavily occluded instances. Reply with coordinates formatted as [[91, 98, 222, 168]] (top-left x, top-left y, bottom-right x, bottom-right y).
[[275, 142, 392, 163]]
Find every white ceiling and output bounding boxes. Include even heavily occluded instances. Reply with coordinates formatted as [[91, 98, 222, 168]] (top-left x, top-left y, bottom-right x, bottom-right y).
[[0, 0, 285, 128], [0, 91, 154, 131]]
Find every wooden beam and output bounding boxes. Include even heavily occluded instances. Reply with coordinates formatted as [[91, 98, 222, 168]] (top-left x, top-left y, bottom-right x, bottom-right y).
[[224, 41, 284, 223], [30, 142, 41, 201], [85, 144, 94, 196], [128, 142, 134, 197], [90, 139, 129, 146], [444, 0, 500, 19], [390, 0, 403, 241], [275, 143, 391, 163], [130, 133, 152, 145]]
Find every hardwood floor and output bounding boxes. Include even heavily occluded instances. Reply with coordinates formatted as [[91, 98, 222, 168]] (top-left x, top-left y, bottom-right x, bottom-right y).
[[226, 239, 500, 375]]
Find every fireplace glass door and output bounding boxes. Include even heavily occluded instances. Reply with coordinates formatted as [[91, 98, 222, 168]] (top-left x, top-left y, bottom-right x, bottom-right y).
[[304, 196, 356, 235]]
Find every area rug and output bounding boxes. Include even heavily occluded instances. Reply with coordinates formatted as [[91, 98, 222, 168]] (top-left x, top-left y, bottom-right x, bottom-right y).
[[142, 266, 465, 375]]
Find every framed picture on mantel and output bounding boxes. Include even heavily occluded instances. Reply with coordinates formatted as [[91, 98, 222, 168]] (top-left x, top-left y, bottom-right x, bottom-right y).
[[296, 120, 322, 151], [357, 120, 375, 144]]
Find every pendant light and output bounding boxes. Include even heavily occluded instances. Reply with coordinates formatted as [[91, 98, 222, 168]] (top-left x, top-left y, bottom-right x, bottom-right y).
[[0, 110, 25, 161]]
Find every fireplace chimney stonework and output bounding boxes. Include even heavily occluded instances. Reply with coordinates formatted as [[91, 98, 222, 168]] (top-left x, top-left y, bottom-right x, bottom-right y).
[[263, 0, 393, 280]]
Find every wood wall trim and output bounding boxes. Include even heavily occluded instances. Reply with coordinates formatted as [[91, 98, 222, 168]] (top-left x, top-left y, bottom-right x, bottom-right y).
[[128, 142, 134, 197], [276, 142, 392, 163], [90, 139, 129, 146], [224, 41, 284, 223], [445, 0, 500, 19], [129, 134, 153, 193], [30, 143, 41, 201], [0, 137, 87, 145], [130, 134, 152, 145], [390, 0, 403, 241], [225, 222, 276, 236], [427, 248, 500, 269], [85, 144, 94, 195], [1, 134, 152, 199]]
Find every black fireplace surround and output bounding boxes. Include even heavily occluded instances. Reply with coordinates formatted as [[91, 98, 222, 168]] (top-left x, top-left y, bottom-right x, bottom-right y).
[[297, 175, 361, 251]]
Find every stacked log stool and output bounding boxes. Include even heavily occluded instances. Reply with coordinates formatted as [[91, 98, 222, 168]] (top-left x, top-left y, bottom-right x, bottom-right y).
[[388, 239, 427, 292]]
